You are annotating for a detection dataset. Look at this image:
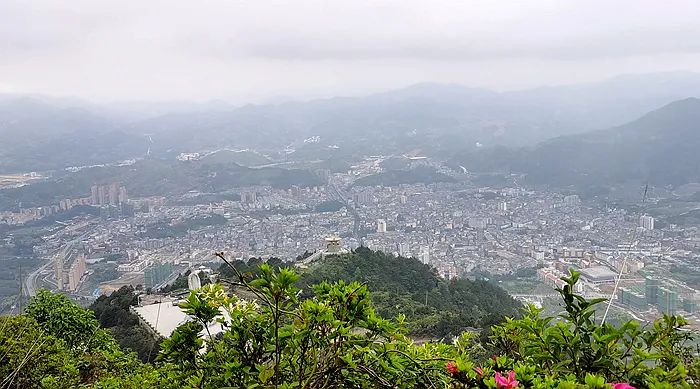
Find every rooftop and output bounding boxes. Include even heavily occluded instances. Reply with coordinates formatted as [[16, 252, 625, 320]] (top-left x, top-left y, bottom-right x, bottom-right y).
[[132, 299, 227, 338], [579, 266, 617, 281]]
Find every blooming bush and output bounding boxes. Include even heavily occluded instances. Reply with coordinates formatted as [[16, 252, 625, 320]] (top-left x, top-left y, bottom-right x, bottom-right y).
[[444, 270, 698, 389], [4, 259, 697, 388], [158, 258, 698, 388]]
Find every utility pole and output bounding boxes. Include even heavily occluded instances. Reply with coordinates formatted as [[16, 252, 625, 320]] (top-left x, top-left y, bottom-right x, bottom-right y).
[[18, 263, 22, 312]]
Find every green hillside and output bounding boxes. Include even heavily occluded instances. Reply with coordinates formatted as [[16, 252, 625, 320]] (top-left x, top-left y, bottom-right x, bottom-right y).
[[199, 149, 271, 167], [0, 158, 323, 211], [353, 166, 455, 187], [89, 286, 161, 362], [298, 247, 521, 338], [2, 267, 697, 388], [459, 98, 700, 189]]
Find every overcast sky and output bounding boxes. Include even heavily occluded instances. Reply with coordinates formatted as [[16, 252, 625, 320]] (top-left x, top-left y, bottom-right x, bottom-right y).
[[2, 0, 700, 104]]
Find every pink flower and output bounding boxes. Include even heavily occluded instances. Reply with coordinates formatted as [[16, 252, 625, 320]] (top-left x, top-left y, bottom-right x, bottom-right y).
[[495, 371, 519, 389], [611, 384, 636, 389], [446, 361, 459, 375], [474, 366, 484, 376]]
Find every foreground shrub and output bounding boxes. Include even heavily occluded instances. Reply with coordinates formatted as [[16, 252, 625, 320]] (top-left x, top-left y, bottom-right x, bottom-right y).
[[486, 270, 699, 388], [1, 291, 161, 388], [159, 256, 698, 388], [1, 261, 697, 388]]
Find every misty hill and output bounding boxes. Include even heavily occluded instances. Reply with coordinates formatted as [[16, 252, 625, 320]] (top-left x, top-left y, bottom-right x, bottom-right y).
[[503, 71, 700, 130], [120, 84, 565, 156], [0, 158, 323, 211], [3, 72, 700, 173], [0, 95, 146, 172], [353, 165, 455, 187], [199, 149, 271, 167], [462, 97, 700, 189], [129, 71, 700, 156]]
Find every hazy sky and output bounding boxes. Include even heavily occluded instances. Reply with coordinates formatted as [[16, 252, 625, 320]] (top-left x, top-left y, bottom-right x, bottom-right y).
[[2, 0, 700, 103]]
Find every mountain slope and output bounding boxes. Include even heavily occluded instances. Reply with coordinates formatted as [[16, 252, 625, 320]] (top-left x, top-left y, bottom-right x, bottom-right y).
[[129, 72, 700, 156], [462, 97, 700, 188], [217, 247, 521, 338], [503, 71, 700, 130], [4, 72, 700, 172], [298, 247, 521, 338], [0, 96, 145, 172]]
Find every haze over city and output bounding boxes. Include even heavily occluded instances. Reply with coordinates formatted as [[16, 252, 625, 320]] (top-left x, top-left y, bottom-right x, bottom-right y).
[[3, 2, 700, 388]]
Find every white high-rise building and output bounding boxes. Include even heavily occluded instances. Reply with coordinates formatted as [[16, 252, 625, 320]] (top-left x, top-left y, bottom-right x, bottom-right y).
[[55, 254, 64, 291], [376, 219, 387, 233], [563, 195, 581, 207], [419, 245, 430, 265], [639, 215, 655, 230], [397, 242, 409, 257]]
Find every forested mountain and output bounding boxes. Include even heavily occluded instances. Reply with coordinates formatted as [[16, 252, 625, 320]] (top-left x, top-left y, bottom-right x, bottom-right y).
[[219, 247, 521, 338], [3, 72, 700, 173], [0, 158, 323, 211], [1, 266, 696, 388], [460, 97, 700, 189], [0, 96, 144, 172], [89, 286, 161, 362], [301, 247, 521, 337]]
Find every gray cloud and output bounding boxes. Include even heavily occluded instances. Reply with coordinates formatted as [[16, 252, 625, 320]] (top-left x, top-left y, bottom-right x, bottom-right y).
[[1, 0, 700, 102]]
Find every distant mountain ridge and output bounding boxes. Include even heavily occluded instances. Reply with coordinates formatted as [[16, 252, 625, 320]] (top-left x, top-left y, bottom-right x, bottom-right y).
[[128, 73, 700, 156], [461, 97, 700, 189], [0, 96, 144, 172], [2, 72, 700, 173]]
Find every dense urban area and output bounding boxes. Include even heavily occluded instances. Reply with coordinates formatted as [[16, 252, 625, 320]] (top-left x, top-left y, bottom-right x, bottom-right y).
[[2, 149, 699, 333], [4, 3, 700, 384]]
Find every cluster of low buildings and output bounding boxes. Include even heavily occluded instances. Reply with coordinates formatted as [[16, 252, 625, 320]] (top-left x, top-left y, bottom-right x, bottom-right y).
[[8, 156, 700, 327]]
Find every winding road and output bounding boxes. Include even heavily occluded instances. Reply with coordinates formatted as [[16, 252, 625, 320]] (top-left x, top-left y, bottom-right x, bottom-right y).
[[24, 259, 54, 297]]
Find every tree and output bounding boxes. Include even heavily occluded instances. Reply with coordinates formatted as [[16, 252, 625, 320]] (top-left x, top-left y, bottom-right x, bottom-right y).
[[1, 290, 163, 388], [25, 289, 105, 352], [89, 286, 161, 362], [0, 315, 80, 389], [484, 270, 699, 388], [1, 264, 698, 388], [160, 258, 452, 388]]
